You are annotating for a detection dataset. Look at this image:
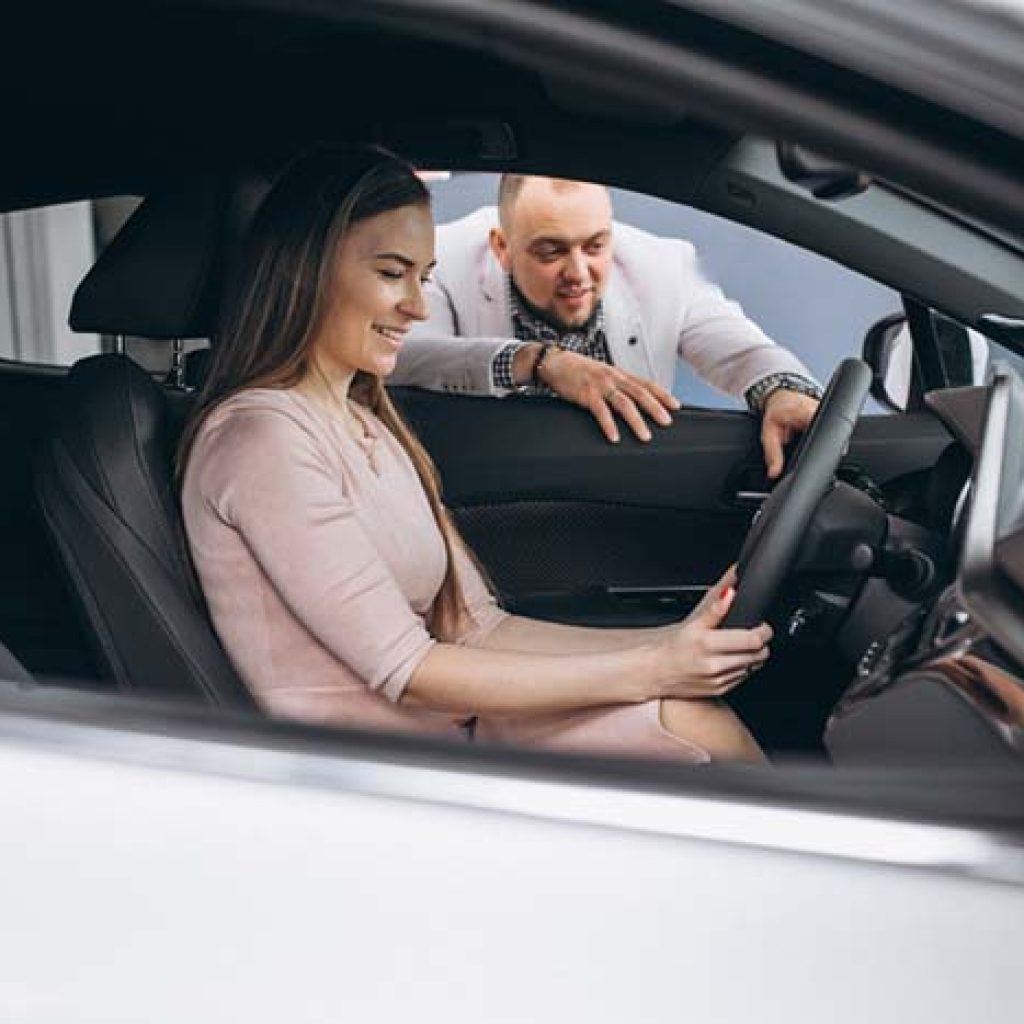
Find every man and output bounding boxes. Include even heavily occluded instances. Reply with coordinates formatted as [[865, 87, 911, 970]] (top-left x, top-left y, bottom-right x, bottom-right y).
[[391, 175, 821, 478]]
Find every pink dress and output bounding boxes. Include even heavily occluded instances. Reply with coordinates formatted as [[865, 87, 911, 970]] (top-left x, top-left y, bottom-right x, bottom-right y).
[[183, 388, 707, 761]]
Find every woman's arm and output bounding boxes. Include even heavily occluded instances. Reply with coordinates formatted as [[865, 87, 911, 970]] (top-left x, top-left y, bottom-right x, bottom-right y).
[[475, 613, 676, 656], [403, 574, 771, 716], [401, 640, 657, 715]]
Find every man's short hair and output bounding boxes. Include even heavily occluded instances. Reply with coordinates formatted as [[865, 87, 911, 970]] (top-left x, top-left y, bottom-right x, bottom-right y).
[[497, 174, 609, 230], [498, 174, 528, 229]]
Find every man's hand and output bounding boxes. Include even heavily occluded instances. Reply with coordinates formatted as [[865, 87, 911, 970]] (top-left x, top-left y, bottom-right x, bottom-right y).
[[516, 344, 680, 443], [761, 388, 819, 480]]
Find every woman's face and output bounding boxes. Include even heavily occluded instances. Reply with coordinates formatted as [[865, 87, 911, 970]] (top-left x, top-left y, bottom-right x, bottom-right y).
[[311, 201, 435, 380]]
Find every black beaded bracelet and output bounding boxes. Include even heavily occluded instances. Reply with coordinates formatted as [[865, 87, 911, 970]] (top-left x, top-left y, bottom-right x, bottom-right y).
[[532, 343, 557, 387]]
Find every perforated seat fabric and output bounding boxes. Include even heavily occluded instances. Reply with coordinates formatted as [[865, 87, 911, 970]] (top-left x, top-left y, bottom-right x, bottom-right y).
[[36, 353, 254, 707]]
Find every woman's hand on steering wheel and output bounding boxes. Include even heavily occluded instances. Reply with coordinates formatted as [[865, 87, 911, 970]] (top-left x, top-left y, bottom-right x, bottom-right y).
[[650, 567, 772, 699]]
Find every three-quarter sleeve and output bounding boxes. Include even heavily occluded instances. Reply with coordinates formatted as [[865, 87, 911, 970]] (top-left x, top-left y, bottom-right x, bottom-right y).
[[195, 407, 436, 701]]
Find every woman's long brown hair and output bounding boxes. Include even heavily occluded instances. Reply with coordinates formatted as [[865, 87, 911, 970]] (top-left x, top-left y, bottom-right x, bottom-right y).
[[178, 146, 474, 640]]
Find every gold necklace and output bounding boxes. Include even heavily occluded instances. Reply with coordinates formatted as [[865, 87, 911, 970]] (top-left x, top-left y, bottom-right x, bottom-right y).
[[303, 371, 381, 472]]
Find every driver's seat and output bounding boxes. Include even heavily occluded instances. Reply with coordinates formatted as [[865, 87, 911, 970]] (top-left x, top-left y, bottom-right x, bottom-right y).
[[36, 175, 265, 708]]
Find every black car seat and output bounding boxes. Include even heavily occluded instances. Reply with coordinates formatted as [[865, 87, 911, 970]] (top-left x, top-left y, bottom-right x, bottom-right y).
[[35, 174, 268, 708]]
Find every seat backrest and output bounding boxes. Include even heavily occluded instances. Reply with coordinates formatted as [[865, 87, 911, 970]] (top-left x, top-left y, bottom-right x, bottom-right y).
[[35, 172, 274, 708], [36, 353, 254, 708]]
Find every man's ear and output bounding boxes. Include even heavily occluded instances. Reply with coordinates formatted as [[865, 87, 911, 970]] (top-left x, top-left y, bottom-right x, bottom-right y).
[[489, 227, 512, 273]]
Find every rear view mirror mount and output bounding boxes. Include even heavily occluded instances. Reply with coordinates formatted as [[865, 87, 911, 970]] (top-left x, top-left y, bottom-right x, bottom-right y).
[[777, 141, 872, 201]]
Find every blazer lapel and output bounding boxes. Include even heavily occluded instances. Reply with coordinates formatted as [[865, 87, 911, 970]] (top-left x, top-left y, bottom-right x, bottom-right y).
[[603, 267, 652, 378], [477, 252, 512, 337]]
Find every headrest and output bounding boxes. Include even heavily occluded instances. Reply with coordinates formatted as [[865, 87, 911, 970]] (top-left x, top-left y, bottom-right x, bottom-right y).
[[70, 173, 271, 340]]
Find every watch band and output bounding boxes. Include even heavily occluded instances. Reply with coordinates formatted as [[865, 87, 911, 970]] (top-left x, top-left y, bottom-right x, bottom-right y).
[[745, 372, 823, 414]]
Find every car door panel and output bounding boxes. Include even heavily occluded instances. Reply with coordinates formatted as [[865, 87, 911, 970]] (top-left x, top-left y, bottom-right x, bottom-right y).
[[456, 500, 743, 624], [394, 389, 953, 625]]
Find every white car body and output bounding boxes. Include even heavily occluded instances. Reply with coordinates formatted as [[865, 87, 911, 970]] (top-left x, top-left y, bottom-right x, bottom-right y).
[[0, 704, 1020, 1023], [1, 1, 1023, 1020]]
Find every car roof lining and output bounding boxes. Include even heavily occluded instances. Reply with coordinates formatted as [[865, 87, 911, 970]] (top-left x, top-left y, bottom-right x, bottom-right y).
[[5, 1, 1023, 212], [0, 10, 716, 209], [696, 139, 1024, 334], [658, 0, 1024, 139]]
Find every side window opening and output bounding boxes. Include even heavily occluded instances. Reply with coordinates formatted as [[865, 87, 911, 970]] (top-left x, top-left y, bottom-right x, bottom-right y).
[[6, 178, 905, 396], [426, 172, 901, 412]]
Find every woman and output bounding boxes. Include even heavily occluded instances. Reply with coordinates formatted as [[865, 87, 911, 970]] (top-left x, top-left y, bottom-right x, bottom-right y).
[[180, 146, 771, 763]]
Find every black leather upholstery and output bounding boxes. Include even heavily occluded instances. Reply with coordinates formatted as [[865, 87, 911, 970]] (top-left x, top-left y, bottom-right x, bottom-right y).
[[36, 353, 254, 708], [36, 168, 278, 707]]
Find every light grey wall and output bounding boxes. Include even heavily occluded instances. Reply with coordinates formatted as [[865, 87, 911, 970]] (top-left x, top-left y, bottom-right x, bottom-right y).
[[0, 203, 99, 366], [428, 173, 901, 409]]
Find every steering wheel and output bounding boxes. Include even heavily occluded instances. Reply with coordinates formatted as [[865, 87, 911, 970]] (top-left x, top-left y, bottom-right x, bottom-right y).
[[722, 358, 872, 629]]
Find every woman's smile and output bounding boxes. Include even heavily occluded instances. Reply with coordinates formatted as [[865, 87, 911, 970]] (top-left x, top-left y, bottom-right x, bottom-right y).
[[309, 202, 435, 380], [372, 323, 410, 348]]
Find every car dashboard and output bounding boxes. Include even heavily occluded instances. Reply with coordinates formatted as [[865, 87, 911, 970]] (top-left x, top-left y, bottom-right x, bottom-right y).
[[824, 368, 1024, 763]]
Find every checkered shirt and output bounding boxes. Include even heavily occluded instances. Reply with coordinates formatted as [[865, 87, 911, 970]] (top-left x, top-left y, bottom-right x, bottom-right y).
[[491, 277, 611, 394], [490, 275, 821, 408]]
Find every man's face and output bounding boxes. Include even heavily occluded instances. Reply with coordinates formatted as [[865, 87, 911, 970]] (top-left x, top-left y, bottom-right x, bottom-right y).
[[490, 180, 614, 330]]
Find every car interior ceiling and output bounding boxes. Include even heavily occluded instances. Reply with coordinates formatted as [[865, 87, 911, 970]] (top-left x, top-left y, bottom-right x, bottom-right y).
[[5, 3, 1022, 235]]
